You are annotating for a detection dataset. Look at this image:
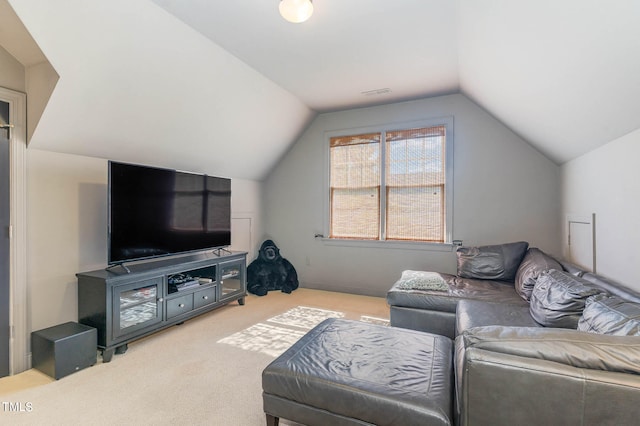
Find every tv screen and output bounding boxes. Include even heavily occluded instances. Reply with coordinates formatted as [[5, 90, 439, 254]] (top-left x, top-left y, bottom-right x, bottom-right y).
[[108, 161, 231, 264]]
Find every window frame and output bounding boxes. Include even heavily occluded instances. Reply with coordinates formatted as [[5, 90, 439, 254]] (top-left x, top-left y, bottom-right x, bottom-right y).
[[323, 117, 454, 251]]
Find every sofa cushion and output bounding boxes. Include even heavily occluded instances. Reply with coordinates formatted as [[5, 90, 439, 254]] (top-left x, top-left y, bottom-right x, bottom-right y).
[[455, 299, 538, 336], [456, 241, 529, 281], [387, 273, 525, 314], [529, 269, 605, 328], [578, 294, 640, 336], [514, 248, 563, 302]]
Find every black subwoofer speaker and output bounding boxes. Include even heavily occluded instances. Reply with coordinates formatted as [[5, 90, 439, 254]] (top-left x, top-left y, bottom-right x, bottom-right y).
[[31, 322, 97, 379]]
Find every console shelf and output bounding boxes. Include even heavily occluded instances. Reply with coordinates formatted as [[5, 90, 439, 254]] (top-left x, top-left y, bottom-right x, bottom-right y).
[[77, 251, 247, 362]]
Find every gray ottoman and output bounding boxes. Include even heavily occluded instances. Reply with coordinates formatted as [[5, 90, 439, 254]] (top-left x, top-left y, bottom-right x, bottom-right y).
[[262, 318, 453, 426]]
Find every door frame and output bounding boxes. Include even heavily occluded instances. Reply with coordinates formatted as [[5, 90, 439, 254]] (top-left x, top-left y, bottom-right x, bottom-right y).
[[0, 86, 28, 375]]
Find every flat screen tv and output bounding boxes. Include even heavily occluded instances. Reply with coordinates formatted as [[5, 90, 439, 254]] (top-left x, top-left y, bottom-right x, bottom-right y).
[[108, 161, 231, 265]]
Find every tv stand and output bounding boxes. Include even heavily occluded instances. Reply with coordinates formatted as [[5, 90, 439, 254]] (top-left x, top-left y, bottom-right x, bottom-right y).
[[77, 251, 247, 362]]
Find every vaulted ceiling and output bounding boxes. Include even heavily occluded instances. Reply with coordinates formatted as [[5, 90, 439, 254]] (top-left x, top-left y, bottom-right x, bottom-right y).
[[5, 0, 640, 180]]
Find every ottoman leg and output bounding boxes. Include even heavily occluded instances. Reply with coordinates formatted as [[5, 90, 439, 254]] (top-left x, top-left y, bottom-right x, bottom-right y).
[[266, 413, 279, 426]]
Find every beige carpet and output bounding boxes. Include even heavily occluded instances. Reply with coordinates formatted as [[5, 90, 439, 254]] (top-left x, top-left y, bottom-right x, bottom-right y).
[[0, 289, 389, 425]]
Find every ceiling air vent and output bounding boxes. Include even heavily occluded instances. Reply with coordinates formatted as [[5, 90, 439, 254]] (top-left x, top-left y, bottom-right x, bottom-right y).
[[361, 88, 392, 96]]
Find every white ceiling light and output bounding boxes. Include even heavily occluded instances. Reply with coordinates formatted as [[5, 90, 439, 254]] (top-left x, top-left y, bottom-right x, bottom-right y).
[[279, 0, 313, 23]]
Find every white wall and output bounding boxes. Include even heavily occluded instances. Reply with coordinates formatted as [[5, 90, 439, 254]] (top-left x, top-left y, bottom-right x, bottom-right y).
[[0, 41, 59, 145], [229, 178, 264, 263], [10, 0, 313, 181], [25, 61, 58, 143], [27, 150, 106, 332], [561, 128, 640, 291], [263, 94, 561, 296], [27, 149, 263, 333]]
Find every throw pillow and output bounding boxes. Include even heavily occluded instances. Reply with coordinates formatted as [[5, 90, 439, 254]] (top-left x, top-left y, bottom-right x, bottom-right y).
[[394, 270, 449, 292], [514, 248, 563, 302], [578, 294, 640, 336], [529, 269, 606, 328], [456, 241, 529, 281]]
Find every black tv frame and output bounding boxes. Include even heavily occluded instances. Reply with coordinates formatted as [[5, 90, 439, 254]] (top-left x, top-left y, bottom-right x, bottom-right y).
[[107, 161, 231, 269]]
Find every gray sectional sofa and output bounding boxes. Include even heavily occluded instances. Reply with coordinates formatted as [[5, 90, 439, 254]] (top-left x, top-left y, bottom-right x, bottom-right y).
[[261, 242, 640, 426], [387, 242, 640, 425]]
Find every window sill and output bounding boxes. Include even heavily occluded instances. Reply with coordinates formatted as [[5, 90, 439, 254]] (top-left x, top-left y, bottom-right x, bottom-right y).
[[319, 238, 455, 252]]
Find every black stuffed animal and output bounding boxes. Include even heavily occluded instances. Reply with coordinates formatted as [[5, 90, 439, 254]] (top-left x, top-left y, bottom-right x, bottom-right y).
[[247, 240, 298, 296]]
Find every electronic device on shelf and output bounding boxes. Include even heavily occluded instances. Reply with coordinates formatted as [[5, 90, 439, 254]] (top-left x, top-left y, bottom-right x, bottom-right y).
[[167, 273, 211, 292], [174, 281, 200, 291], [108, 161, 231, 266]]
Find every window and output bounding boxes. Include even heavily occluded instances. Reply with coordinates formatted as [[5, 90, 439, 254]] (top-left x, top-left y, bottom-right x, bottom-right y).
[[328, 119, 453, 244]]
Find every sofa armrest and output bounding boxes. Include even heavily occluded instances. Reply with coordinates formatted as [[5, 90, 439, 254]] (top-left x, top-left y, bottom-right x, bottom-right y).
[[455, 326, 640, 426]]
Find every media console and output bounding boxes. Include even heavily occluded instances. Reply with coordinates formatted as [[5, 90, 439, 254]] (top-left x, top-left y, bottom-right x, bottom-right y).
[[77, 250, 247, 362]]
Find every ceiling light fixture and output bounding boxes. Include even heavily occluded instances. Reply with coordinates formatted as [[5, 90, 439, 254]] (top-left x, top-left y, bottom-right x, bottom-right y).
[[279, 0, 314, 23]]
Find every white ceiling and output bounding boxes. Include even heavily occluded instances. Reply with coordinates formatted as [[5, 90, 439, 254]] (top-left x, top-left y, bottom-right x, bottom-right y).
[[0, 0, 46, 67], [458, 0, 640, 164], [152, 0, 460, 112], [6, 0, 640, 178]]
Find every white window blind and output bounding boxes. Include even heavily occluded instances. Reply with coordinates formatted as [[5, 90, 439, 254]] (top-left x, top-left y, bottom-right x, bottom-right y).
[[329, 133, 381, 239], [385, 126, 446, 242], [329, 124, 450, 243]]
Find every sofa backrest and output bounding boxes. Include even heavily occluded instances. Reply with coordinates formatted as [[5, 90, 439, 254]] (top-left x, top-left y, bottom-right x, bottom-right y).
[[556, 258, 640, 304], [580, 273, 640, 304]]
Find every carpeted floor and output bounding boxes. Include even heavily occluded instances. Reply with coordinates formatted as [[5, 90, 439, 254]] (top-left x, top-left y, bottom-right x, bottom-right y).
[[0, 288, 389, 425]]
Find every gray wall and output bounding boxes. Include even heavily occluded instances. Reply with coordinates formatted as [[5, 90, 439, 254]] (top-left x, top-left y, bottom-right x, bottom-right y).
[[263, 94, 561, 297], [561, 128, 640, 291]]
